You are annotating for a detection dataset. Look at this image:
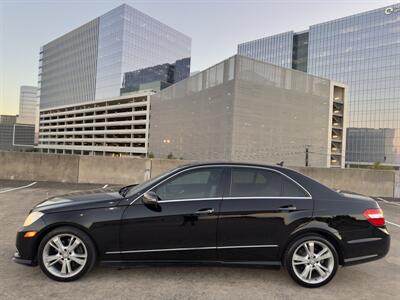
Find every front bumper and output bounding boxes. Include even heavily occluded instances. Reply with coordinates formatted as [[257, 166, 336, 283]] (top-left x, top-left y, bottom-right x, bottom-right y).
[[13, 251, 37, 266], [13, 218, 46, 267]]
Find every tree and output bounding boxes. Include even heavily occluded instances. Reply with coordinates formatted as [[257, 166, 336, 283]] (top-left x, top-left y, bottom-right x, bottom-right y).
[[371, 162, 381, 169], [370, 161, 395, 170]]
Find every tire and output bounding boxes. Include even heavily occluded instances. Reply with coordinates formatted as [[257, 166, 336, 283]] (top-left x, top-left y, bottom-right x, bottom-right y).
[[38, 226, 97, 282], [284, 235, 339, 288]]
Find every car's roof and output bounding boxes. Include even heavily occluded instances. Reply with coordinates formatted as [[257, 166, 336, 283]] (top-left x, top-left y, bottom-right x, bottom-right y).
[[175, 161, 339, 200], [177, 161, 289, 172]]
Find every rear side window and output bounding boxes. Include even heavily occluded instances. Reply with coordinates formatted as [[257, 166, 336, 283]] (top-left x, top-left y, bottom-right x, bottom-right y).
[[282, 177, 308, 197], [230, 168, 308, 198]]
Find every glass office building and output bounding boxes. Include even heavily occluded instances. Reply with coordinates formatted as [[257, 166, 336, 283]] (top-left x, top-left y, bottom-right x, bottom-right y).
[[17, 86, 38, 125], [238, 31, 294, 69], [0, 115, 35, 151], [120, 58, 191, 94], [39, 4, 191, 109], [238, 4, 400, 166]]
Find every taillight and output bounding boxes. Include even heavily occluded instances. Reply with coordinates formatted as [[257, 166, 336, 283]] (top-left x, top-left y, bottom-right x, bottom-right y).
[[363, 208, 385, 226]]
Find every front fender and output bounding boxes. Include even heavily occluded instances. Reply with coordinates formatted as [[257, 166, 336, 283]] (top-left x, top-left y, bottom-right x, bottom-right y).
[[42, 206, 124, 260]]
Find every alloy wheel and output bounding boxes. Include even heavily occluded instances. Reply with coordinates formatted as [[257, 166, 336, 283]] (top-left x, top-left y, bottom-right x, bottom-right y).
[[291, 240, 334, 285], [42, 233, 88, 278]]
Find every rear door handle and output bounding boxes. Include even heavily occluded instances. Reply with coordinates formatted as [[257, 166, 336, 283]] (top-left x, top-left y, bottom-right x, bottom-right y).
[[195, 208, 215, 215], [279, 205, 297, 211]]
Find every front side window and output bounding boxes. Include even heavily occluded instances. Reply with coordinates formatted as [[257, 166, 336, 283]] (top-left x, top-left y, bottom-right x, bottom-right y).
[[230, 168, 308, 198], [154, 168, 224, 201], [125, 168, 178, 197]]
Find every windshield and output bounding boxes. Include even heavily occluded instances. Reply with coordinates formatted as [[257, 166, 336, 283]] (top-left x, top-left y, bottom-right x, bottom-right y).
[[123, 167, 180, 197]]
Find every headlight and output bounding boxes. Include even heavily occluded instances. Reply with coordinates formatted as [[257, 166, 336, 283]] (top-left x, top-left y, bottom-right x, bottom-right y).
[[23, 212, 44, 227]]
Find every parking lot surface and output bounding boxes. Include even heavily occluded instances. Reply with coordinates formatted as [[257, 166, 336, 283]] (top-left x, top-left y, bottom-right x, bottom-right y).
[[0, 180, 399, 300]]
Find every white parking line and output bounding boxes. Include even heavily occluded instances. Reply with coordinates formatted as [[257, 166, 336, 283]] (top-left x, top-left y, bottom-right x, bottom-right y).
[[377, 197, 400, 207], [387, 221, 400, 229], [0, 182, 37, 194]]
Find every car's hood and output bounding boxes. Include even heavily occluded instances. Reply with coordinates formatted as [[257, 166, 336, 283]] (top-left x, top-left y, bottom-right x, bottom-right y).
[[33, 187, 125, 213]]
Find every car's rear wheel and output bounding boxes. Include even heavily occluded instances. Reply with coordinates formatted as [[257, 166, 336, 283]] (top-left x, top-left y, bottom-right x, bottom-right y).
[[284, 235, 338, 288], [38, 226, 96, 281]]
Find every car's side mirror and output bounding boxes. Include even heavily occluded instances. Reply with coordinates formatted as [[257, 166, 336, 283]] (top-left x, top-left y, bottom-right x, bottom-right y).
[[143, 191, 159, 206]]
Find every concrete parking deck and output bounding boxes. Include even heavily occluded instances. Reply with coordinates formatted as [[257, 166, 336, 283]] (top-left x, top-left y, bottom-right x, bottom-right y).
[[0, 180, 399, 299]]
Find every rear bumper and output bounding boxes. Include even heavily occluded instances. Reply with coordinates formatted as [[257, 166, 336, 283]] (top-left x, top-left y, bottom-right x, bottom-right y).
[[342, 228, 390, 266]]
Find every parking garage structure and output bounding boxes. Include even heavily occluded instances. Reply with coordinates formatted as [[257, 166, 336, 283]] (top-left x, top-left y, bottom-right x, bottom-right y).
[[37, 90, 153, 156], [149, 55, 347, 168]]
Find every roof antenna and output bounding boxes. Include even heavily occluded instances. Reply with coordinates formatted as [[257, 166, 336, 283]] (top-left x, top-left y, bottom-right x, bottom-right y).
[[277, 161, 284, 167]]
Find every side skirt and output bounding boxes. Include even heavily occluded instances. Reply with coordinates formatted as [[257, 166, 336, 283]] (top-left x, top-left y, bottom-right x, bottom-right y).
[[100, 260, 282, 269]]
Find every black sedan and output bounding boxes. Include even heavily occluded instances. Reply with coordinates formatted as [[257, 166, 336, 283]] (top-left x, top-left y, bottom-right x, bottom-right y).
[[14, 162, 390, 287]]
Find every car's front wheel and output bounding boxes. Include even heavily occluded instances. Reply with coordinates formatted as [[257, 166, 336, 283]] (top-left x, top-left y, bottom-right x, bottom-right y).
[[284, 235, 338, 288], [38, 226, 96, 281]]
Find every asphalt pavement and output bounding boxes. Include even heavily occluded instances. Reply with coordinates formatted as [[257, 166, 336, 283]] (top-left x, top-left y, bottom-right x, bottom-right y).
[[0, 180, 399, 300]]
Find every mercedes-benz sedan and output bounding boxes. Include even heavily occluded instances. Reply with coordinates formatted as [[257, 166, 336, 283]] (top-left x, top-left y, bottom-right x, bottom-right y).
[[14, 162, 390, 287]]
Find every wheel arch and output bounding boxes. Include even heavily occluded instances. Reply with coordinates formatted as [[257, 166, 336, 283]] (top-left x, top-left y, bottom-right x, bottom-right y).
[[281, 226, 345, 265], [34, 222, 100, 262]]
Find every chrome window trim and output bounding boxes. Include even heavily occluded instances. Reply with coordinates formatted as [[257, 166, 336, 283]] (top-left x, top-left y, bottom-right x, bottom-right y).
[[105, 244, 279, 255], [129, 165, 226, 205], [224, 196, 311, 200], [160, 197, 311, 203], [229, 166, 312, 198], [158, 197, 221, 203], [129, 164, 312, 205]]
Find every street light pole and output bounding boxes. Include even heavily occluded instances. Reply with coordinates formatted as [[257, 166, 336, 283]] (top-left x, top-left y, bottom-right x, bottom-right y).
[[305, 145, 311, 167]]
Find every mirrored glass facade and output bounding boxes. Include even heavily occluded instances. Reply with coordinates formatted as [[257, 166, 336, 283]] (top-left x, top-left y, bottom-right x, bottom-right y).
[[238, 31, 294, 69], [18, 86, 38, 125], [308, 5, 400, 165], [39, 19, 99, 109], [95, 4, 191, 99], [292, 31, 309, 72], [238, 4, 400, 165], [39, 4, 191, 109]]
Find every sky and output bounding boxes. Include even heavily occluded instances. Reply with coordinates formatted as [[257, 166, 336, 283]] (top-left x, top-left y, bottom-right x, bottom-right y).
[[0, 0, 397, 115]]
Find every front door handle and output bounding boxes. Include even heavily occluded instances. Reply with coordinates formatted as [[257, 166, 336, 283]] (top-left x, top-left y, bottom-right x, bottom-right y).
[[279, 205, 297, 211], [195, 208, 215, 215]]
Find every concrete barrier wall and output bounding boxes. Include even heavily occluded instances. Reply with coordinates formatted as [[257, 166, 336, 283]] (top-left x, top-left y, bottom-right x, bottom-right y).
[[395, 172, 400, 198], [78, 156, 149, 185], [292, 167, 395, 198], [150, 159, 191, 178], [0, 151, 397, 197], [0, 151, 79, 183]]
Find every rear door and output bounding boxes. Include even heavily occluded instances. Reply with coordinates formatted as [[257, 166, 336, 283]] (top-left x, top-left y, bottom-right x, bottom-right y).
[[217, 167, 313, 262]]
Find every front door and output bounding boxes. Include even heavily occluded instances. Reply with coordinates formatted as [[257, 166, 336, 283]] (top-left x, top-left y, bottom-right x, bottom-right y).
[[120, 166, 226, 261], [217, 167, 313, 262]]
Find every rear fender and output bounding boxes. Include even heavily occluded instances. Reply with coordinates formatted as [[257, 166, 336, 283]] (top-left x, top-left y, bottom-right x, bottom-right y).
[[280, 221, 345, 265]]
